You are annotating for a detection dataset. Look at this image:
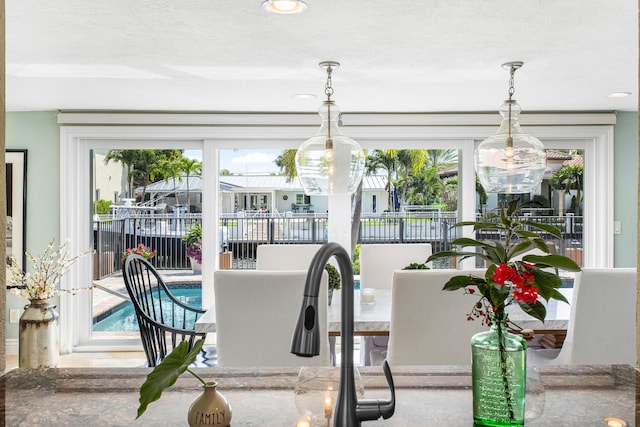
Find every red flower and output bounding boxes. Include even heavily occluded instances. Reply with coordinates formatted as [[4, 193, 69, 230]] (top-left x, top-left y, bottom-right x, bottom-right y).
[[491, 263, 515, 285], [513, 283, 539, 303]]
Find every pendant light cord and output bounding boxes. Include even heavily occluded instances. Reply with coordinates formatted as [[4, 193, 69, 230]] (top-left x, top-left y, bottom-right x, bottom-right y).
[[506, 64, 517, 152], [325, 65, 334, 150]]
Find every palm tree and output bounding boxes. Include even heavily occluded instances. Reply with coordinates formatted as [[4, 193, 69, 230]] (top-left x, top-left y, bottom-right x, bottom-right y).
[[132, 150, 158, 202], [551, 164, 584, 216], [154, 159, 184, 206], [275, 149, 298, 182], [425, 149, 458, 171], [442, 177, 458, 211], [181, 157, 202, 209], [404, 166, 443, 205], [367, 150, 399, 211], [396, 149, 427, 206], [104, 149, 184, 203]]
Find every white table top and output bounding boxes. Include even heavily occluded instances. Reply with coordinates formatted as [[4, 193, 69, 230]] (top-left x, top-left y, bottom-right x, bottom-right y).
[[195, 287, 571, 335]]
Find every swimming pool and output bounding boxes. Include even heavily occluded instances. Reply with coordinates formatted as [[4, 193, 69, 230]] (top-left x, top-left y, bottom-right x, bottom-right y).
[[93, 284, 202, 332], [93, 278, 364, 332]]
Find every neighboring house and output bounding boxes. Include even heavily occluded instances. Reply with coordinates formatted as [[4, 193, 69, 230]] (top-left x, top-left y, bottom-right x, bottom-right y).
[[439, 151, 583, 215], [93, 151, 127, 204], [137, 174, 389, 215]]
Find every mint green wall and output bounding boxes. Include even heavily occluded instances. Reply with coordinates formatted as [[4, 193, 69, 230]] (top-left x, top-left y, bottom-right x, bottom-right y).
[[6, 111, 60, 340], [614, 111, 638, 268]]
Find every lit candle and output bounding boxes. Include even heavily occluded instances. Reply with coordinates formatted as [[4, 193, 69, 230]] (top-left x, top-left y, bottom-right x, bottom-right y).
[[604, 417, 627, 427], [296, 418, 311, 427], [324, 395, 333, 419], [360, 288, 376, 305]]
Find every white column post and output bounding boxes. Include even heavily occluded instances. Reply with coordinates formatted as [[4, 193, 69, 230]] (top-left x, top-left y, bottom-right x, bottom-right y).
[[327, 194, 352, 256]]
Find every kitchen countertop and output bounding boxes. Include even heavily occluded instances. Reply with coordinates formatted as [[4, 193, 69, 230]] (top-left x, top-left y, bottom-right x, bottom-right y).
[[1, 364, 636, 426]]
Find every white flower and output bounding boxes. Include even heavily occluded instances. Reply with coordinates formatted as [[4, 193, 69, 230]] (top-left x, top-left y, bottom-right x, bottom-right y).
[[8, 239, 90, 301]]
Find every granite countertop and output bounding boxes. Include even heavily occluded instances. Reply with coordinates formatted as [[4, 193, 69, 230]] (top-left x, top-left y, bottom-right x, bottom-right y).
[[0, 365, 636, 426]]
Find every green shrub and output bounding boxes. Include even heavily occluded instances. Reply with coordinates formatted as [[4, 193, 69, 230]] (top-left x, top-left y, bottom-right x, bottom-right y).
[[325, 264, 341, 291], [182, 223, 202, 248], [94, 199, 112, 215], [403, 262, 429, 270], [351, 259, 360, 275]]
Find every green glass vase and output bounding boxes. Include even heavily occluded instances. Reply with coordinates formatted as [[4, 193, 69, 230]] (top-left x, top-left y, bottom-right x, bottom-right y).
[[471, 321, 526, 427]]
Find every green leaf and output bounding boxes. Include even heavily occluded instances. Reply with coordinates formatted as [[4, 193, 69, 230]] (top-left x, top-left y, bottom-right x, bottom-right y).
[[453, 220, 500, 229], [488, 282, 510, 308], [506, 199, 519, 216], [521, 221, 563, 238], [531, 238, 552, 253], [519, 301, 547, 323], [449, 237, 493, 248], [508, 241, 536, 259], [550, 288, 569, 304], [530, 269, 561, 300], [473, 223, 504, 231], [442, 275, 477, 291], [522, 254, 581, 272], [426, 250, 459, 260], [137, 339, 204, 419], [513, 230, 540, 239]]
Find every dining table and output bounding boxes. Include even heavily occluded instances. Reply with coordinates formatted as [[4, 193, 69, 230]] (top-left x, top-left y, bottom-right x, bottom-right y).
[[195, 288, 572, 336]]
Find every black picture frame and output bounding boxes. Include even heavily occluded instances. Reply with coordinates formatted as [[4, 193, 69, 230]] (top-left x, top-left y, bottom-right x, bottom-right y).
[[6, 149, 27, 270]]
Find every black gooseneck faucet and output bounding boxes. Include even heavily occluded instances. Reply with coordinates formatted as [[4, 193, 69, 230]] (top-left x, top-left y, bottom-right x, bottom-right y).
[[291, 242, 396, 426]]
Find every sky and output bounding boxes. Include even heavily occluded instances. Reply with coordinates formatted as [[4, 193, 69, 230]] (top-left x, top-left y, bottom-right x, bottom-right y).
[[184, 149, 281, 174]]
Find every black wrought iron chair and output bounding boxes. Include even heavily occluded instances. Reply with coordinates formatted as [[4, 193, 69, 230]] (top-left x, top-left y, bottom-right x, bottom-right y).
[[123, 254, 207, 367]]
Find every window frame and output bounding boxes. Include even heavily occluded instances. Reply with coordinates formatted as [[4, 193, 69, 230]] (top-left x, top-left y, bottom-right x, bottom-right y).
[[59, 113, 614, 352]]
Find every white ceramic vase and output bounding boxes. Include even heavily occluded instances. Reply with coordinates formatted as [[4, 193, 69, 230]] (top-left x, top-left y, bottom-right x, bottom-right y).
[[19, 299, 59, 368], [189, 256, 202, 274]]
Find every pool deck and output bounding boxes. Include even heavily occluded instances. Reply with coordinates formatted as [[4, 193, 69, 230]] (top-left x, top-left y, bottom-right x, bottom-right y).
[[92, 269, 203, 319]]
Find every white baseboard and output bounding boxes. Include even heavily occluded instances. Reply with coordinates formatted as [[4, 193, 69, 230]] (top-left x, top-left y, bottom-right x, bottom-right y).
[[6, 339, 18, 355]]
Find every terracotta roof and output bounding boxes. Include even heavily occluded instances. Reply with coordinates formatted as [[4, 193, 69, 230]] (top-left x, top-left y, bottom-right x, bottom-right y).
[[563, 154, 584, 167], [546, 150, 574, 161]]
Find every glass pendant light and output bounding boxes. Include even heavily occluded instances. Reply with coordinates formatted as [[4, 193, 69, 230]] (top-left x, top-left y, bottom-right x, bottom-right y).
[[475, 61, 546, 194], [296, 61, 365, 196]]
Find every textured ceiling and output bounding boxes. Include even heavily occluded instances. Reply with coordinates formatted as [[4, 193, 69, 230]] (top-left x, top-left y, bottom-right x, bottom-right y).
[[5, 0, 638, 113]]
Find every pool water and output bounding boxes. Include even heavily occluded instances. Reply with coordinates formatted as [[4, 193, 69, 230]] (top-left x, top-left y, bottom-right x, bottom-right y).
[[93, 286, 202, 332]]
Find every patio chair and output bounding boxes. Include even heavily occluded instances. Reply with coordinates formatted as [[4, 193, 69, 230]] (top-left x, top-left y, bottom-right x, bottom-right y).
[[122, 254, 208, 367]]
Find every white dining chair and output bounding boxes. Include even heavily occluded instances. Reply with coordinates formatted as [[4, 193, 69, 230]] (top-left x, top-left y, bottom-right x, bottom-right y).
[[359, 243, 433, 290], [256, 244, 323, 270], [214, 269, 331, 367], [386, 269, 488, 366], [529, 268, 637, 366], [358, 243, 433, 365]]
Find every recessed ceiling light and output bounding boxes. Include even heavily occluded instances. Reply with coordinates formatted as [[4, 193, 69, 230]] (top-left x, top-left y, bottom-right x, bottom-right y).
[[262, 0, 307, 14], [604, 417, 627, 427], [293, 93, 317, 100], [606, 92, 632, 98]]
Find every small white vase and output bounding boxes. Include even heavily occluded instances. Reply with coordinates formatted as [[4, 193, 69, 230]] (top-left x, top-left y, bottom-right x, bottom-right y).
[[188, 382, 232, 426], [189, 257, 202, 274]]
